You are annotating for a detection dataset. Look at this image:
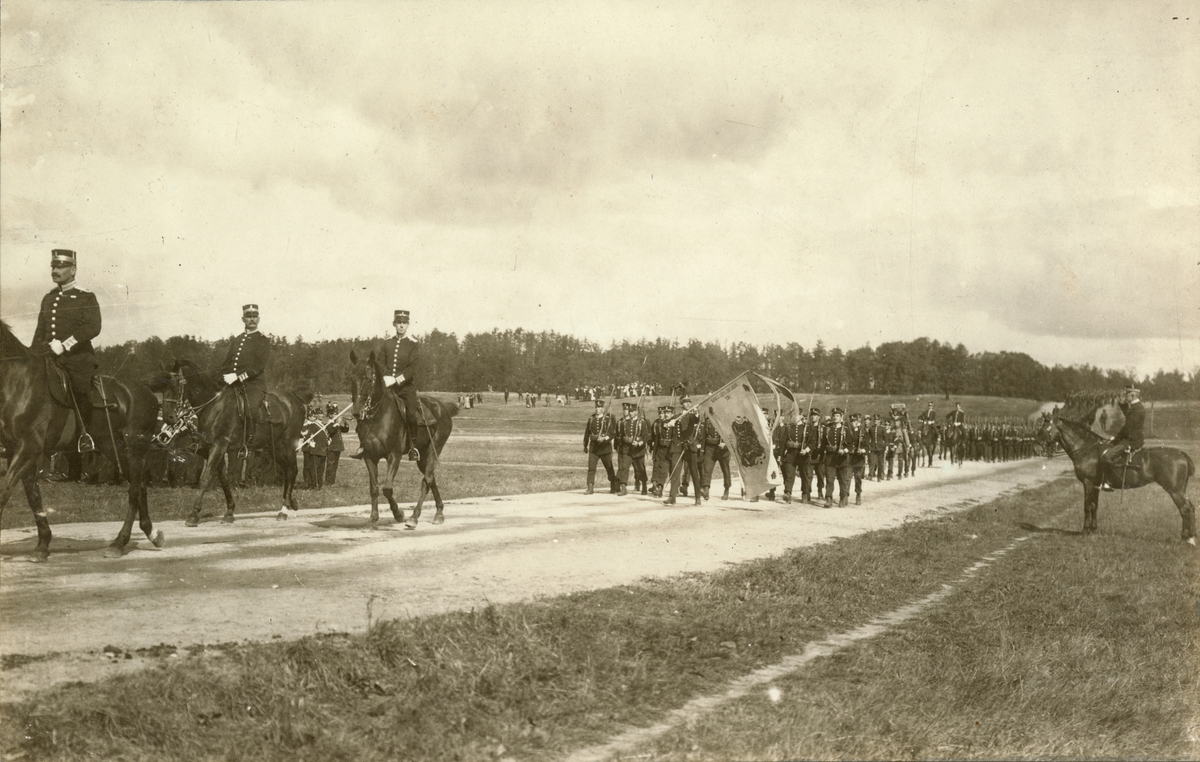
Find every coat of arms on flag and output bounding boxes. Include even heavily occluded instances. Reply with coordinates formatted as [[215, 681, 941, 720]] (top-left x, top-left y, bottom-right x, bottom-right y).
[[693, 371, 787, 498]]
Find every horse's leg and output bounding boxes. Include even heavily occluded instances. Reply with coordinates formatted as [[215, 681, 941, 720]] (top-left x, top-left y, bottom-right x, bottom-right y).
[[214, 452, 238, 523], [106, 437, 138, 558], [405, 477, 428, 530], [1083, 483, 1099, 534], [428, 472, 445, 525], [20, 471, 52, 561], [188, 441, 228, 526], [382, 455, 404, 524], [133, 441, 164, 548], [1166, 489, 1196, 545], [365, 457, 382, 526], [277, 431, 301, 519]]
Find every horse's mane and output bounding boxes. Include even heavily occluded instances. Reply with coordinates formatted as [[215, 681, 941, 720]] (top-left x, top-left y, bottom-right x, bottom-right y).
[[1054, 414, 1103, 442], [1, 320, 32, 359]]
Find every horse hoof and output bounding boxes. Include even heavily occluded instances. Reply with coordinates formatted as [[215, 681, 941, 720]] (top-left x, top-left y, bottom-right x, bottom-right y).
[[1188, 537, 1196, 547], [184, 516, 199, 528], [404, 521, 417, 530], [221, 513, 236, 525], [31, 551, 49, 563], [148, 528, 167, 548], [103, 544, 125, 559], [432, 515, 444, 525], [276, 508, 297, 521]]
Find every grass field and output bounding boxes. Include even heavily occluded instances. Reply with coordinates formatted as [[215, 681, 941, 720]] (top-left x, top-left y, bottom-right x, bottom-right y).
[[2, 443, 1196, 761]]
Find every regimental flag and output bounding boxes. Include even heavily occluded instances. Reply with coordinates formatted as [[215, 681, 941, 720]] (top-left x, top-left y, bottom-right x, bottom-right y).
[[695, 371, 782, 498]]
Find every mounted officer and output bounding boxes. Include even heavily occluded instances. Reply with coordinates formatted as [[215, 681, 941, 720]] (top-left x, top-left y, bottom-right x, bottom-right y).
[[31, 248, 104, 454], [1100, 385, 1145, 491], [218, 304, 271, 450], [381, 309, 421, 461]]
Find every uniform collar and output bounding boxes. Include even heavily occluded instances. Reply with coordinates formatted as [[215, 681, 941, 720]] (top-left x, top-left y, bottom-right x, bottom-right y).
[[58, 281, 77, 292], [243, 329, 259, 336]]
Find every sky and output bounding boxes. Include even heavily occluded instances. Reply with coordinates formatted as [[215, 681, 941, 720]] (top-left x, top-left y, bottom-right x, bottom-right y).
[[2, 0, 1197, 379]]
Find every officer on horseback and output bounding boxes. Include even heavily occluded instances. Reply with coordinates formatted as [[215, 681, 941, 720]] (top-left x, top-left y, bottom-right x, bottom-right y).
[[31, 249, 101, 453], [381, 309, 421, 461], [219, 304, 271, 449], [1100, 385, 1145, 491]]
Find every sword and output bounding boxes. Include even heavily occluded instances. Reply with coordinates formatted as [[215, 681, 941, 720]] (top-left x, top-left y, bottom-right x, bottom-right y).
[[299, 403, 354, 450]]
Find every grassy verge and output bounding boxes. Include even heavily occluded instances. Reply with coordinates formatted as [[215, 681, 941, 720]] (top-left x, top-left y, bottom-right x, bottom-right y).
[[10, 464, 1198, 761], [635, 480, 1200, 760]]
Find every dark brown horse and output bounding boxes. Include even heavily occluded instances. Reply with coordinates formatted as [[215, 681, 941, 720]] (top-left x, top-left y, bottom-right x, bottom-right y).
[[917, 420, 939, 468], [0, 321, 164, 560], [147, 359, 308, 525], [1052, 415, 1195, 544], [348, 350, 458, 528]]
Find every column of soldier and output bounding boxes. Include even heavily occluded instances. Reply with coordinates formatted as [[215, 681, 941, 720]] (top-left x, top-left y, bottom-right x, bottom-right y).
[[583, 397, 911, 509], [583, 397, 1042, 508]]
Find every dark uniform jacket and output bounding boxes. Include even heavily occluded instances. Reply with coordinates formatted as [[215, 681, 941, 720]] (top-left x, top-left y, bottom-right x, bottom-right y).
[[220, 331, 271, 390], [823, 423, 850, 467], [1112, 400, 1146, 450], [867, 421, 888, 451], [619, 416, 651, 455], [382, 335, 419, 390], [676, 410, 701, 453], [798, 419, 823, 459], [584, 412, 618, 455], [651, 418, 675, 450], [702, 418, 726, 451], [327, 419, 350, 453], [847, 425, 869, 465], [32, 286, 101, 394], [301, 420, 329, 456]]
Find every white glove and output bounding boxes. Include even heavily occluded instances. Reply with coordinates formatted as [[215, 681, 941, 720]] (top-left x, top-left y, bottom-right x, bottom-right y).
[[383, 375, 397, 387], [49, 339, 64, 355], [223, 373, 237, 385]]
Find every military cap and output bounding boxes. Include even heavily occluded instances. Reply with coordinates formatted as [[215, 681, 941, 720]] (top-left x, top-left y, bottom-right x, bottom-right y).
[[594, 399, 606, 408], [832, 407, 844, 416], [663, 405, 675, 413], [809, 407, 821, 416], [393, 309, 410, 324], [1125, 384, 1140, 394], [681, 395, 692, 404], [622, 402, 636, 411], [51, 249, 77, 266], [242, 303, 259, 317], [657, 405, 668, 414], [849, 412, 861, 421], [326, 402, 339, 415]]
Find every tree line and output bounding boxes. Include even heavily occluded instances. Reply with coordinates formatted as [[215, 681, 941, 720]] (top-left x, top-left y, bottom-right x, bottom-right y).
[[93, 329, 1198, 402]]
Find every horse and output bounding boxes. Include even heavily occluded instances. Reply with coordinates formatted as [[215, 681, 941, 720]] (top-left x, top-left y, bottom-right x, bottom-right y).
[[1052, 415, 1195, 544], [0, 321, 164, 560], [1034, 417, 1058, 458], [146, 359, 308, 525], [348, 349, 458, 528], [944, 419, 966, 466], [917, 420, 939, 468]]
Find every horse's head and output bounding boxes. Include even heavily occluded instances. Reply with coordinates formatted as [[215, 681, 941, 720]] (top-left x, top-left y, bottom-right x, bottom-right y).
[[348, 349, 382, 419]]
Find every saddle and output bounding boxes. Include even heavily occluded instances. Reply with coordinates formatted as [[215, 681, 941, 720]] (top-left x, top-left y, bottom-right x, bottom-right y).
[[1104, 445, 1146, 484], [46, 360, 72, 407], [261, 393, 289, 425], [394, 394, 436, 427]]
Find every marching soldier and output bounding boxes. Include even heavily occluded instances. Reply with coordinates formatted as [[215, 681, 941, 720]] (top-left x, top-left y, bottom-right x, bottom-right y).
[[700, 414, 732, 501], [847, 413, 869, 504], [867, 413, 887, 481], [665, 397, 702, 506], [583, 399, 619, 494], [380, 309, 422, 461], [31, 249, 103, 455], [617, 402, 651, 496], [324, 401, 350, 485], [795, 407, 823, 504], [300, 407, 329, 490], [775, 409, 804, 503], [678, 397, 705, 500], [1100, 385, 1145, 491], [219, 303, 271, 456], [649, 405, 675, 497], [823, 407, 852, 507]]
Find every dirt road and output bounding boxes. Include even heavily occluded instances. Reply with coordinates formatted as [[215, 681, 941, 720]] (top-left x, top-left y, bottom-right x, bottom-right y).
[[0, 457, 1069, 701]]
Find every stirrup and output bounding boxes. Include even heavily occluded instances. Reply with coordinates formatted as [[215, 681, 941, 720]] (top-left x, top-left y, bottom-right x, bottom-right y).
[[78, 433, 96, 453], [1100, 482, 1115, 492], [407, 447, 420, 461]]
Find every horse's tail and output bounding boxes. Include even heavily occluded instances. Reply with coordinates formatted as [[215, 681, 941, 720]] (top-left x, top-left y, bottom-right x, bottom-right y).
[[1187, 452, 1195, 479]]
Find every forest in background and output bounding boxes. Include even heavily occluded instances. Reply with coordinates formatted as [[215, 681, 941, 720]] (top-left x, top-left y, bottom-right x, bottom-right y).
[[91, 329, 1197, 401]]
